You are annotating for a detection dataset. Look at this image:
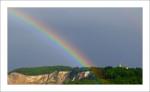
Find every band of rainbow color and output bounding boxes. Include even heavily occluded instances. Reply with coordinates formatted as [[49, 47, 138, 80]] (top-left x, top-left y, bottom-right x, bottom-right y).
[[9, 8, 94, 67]]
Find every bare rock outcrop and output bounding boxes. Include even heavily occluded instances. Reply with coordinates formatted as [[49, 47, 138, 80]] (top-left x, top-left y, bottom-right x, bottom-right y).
[[8, 70, 91, 84], [8, 71, 70, 84]]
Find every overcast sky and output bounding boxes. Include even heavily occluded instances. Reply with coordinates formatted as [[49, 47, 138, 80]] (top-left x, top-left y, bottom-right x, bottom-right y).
[[8, 8, 142, 71]]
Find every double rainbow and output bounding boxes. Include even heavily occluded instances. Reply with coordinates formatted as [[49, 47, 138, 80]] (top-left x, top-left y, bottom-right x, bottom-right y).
[[9, 8, 94, 67]]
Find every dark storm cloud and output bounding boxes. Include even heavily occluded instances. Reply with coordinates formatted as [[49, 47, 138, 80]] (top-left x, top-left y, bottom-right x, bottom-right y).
[[8, 8, 142, 71]]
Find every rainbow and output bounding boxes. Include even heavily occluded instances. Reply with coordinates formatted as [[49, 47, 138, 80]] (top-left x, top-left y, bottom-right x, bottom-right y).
[[9, 8, 94, 67]]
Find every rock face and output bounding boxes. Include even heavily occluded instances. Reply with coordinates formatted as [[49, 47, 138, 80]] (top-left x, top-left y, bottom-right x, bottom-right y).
[[8, 71, 91, 84], [8, 71, 70, 84], [72, 71, 91, 81]]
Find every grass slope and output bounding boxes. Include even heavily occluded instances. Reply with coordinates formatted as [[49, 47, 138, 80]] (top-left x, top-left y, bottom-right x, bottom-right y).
[[9, 66, 72, 75]]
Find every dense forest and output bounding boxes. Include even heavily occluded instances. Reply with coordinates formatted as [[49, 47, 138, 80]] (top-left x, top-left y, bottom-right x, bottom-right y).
[[9, 66, 142, 84]]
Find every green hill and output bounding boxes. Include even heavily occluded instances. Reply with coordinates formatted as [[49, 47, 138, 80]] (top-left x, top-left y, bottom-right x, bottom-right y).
[[9, 66, 72, 75], [9, 66, 142, 84]]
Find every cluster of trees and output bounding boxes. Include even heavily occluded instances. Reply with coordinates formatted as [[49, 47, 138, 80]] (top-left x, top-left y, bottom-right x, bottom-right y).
[[64, 66, 142, 84], [102, 66, 142, 84]]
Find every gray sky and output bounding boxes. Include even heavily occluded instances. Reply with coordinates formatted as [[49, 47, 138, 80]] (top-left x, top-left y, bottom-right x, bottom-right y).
[[8, 8, 142, 71]]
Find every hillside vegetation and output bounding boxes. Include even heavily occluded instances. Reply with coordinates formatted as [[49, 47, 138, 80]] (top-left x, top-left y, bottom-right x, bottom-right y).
[[9, 66, 72, 75], [9, 66, 142, 84]]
